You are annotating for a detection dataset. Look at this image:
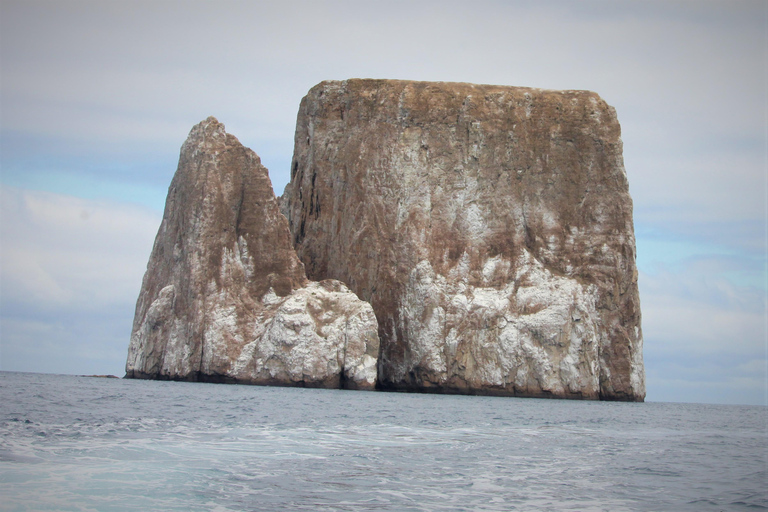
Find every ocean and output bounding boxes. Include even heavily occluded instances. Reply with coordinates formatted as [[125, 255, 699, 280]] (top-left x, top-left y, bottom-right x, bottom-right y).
[[0, 372, 765, 511]]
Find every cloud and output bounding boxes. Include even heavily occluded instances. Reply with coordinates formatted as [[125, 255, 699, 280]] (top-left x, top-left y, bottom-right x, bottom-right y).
[[639, 264, 767, 405], [629, 145, 766, 228], [3, 0, 764, 200], [645, 356, 767, 406], [0, 186, 160, 375]]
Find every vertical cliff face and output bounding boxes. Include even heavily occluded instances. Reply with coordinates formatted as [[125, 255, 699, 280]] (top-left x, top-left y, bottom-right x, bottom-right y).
[[282, 79, 644, 400], [126, 117, 378, 389]]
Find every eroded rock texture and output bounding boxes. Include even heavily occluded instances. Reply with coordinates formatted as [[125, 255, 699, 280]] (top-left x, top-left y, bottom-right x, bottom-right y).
[[282, 79, 644, 400], [126, 117, 378, 389]]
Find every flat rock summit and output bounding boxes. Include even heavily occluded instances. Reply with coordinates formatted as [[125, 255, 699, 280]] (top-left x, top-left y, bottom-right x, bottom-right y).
[[126, 79, 645, 401]]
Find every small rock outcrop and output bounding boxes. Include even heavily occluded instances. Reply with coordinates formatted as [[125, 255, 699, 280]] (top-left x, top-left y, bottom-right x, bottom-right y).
[[282, 79, 644, 401], [126, 117, 378, 389]]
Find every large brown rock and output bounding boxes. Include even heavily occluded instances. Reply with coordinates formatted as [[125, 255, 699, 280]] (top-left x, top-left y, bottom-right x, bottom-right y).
[[126, 117, 378, 389], [281, 79, 644, 400]]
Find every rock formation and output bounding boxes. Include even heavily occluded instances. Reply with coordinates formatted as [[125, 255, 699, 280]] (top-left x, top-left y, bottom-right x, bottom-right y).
[[281, 79, 644, 401], [127, 79, 645, 401], [126, 117, 378, 389]]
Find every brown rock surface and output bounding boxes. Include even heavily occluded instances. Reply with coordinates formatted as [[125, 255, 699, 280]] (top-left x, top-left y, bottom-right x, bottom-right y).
[[126, 117, 378, 389], [282, 79, 644, 400]]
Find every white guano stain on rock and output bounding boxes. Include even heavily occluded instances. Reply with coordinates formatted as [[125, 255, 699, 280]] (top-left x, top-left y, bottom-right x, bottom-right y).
[[394, 249, 600, 397]]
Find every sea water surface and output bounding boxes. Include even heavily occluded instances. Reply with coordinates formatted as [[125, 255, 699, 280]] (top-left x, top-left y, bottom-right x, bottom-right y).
[[0, 372, 765, 511]]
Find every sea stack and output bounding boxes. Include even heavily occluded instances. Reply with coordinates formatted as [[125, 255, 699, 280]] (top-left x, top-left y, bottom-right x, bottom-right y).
[[281, 79, 644, 401], [126, 117, 379, 389]]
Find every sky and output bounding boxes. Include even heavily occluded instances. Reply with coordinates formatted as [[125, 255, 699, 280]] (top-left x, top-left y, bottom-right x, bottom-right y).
[[1, 0, 766, 405]]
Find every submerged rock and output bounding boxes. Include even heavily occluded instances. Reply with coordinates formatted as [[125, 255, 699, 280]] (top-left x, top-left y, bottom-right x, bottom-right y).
[[126, 117, 378, 389], [282, 79, 644, 401]]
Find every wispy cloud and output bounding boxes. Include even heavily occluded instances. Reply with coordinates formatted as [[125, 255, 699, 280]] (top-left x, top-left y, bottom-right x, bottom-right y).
[[640, 263, 767, 405], [3, 1, 764, 198], [0, 187, 160, 375]]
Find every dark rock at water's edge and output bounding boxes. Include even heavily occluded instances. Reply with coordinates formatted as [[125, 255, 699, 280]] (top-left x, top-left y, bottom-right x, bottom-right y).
[[81, 375, 120, 379], [126, 79, 644, 401]]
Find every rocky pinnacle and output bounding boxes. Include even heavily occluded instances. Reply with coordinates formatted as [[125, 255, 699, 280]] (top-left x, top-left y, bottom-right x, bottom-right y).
[[126, 117, 379, 389]]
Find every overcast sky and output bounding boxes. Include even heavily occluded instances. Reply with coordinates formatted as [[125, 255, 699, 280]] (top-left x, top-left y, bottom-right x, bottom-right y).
[[1, 0, 765, 405]]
